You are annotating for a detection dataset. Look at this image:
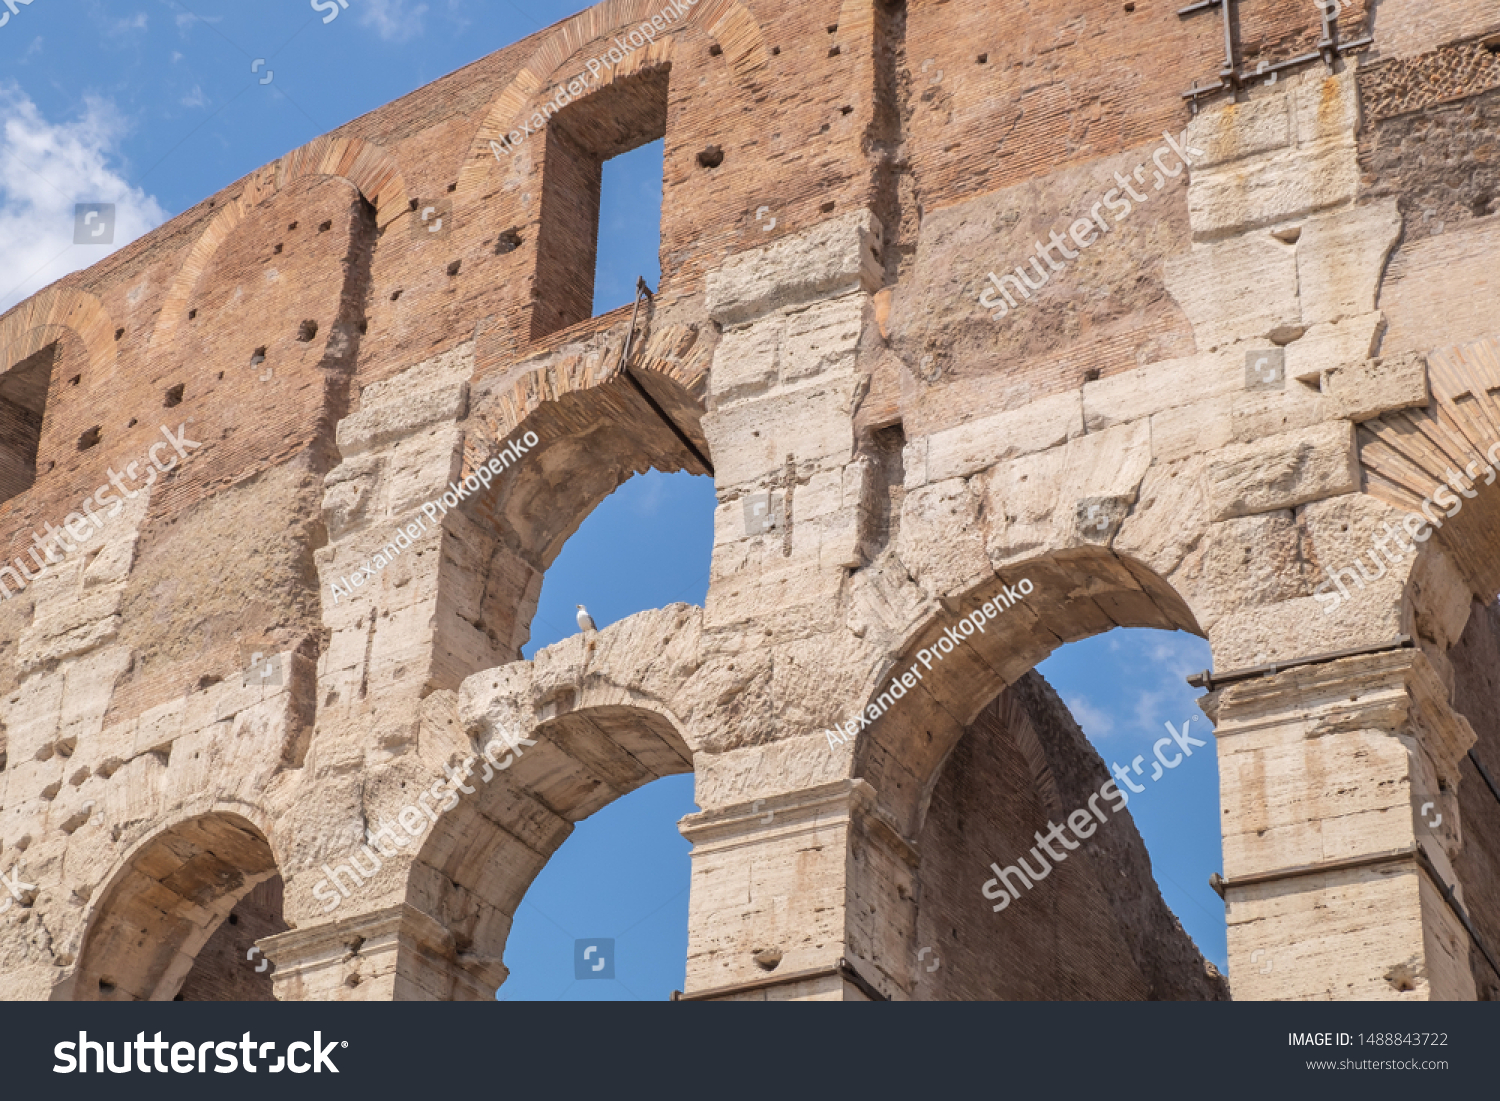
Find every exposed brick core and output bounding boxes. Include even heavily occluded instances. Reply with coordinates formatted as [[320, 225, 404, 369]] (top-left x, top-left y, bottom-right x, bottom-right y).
[[1448, 600, 1500, 1000], [176, 877, 289, 1001], [917, 672, 1226, 1000]]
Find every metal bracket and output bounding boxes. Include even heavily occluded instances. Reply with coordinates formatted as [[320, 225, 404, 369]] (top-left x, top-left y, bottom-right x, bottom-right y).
[[1178, 0, 1372, 109]]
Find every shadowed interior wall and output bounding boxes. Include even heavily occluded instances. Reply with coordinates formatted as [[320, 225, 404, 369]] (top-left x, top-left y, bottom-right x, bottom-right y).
[[914, 671, 1226, 1001]]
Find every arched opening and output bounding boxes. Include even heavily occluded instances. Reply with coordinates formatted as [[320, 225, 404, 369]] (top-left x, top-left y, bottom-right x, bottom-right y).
[[847, 549, 1226, 999], [498, 774, 695, 1000], [494, 468, 711, 998], [67, 813, 285, 1001], [904, 626, 1223, 1000]]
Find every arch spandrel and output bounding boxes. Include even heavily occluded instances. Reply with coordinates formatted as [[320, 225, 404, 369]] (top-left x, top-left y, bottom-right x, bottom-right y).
[[0, 286, 117, 388], [149, 136, 407, 356]]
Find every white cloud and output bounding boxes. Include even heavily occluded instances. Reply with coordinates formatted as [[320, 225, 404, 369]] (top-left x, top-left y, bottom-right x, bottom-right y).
[[358, 0, 430, 42], [180, 84, 207, 108], [106, 11, 149, 33], [1065, 695, 1116, 739], [24, 37, 43, 59], [0, 83, 169, 313]]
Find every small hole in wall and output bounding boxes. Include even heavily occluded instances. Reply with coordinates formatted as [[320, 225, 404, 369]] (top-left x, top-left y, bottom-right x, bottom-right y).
[[827, 23, 838, 32], [273, 243, 283, 255], [840, 104, 853, 115], [250, 347, 267, 367], [288, 221, 298, 230], [1485, 36, 1500, 54], [391, 290, 403, 302], [228, 913, 239, 925], [127, 418, 137, 428], [69, 375, 80, 386], [188, 309, 197, 320], [977, 53, 988, 63], [709, 43, 722, 56], [216, 371, 223, 380], [78, 427, 101, 451], [409, 198, 420, 211], [771, 45, 780, 55], [297, 320, 318, 341], [1124, 2, 1135, 10], [99, 979, 115, 994], [697, 145, 724, 168], [496, 229, 522, 254], [164, 384, 185, 407], [318, 220, 332, 232], [1083, 367, 1101, 382], [1472, 193, 1496, 217], [358, 320, 368, 335], [114, 328, 124, 341], [828, 45, 841, 56], [447, 260, 462, 277], [821, 200, 835, 213], [446, 182, 457, 193]]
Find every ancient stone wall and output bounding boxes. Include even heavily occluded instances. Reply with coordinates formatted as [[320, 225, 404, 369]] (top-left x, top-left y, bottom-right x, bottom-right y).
[[1, 0, 1499, 1002]]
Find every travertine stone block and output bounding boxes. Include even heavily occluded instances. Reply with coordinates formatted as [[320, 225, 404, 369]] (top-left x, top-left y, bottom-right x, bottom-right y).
[[706, 212, 884, 326], [1164, 231, 1302, 349], [1323, 351, 1431, 423], [910, 389, 1083, 488], [1183, 87, 1293, 170], [1295, 202, 1403, 326], [1206, 420, 1358, 521]]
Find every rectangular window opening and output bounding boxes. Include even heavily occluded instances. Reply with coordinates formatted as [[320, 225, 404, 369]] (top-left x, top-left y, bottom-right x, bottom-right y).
[[531, 67, 669, 341]]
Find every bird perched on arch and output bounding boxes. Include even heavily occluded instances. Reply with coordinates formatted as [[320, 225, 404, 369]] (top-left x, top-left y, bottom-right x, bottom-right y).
[[576, 604, 597, 633]]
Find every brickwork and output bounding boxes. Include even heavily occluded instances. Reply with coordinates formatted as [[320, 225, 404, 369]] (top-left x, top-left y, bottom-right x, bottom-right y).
[[176, 877, 288, 1002]]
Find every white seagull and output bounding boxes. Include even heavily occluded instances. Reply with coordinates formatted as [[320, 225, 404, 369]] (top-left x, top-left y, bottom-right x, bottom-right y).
[[576, 604, 597, 633]]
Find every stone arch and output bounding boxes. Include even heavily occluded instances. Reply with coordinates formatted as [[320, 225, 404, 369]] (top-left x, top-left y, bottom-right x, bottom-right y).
[[400, 610, 700, 995], [455, 0, 770, 196], [851, 549, 1198, 837], [65, 811, 283, 1001], [1360, 336, 1500, 601], [149, 136, 407, 353], [443, 323, 713, 669], [0, 286, 116, 387]]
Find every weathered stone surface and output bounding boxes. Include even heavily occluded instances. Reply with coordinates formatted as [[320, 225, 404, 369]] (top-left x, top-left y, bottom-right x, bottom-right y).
[[1206, 420, 1359, 521], [2, 0, 1493, 1008]]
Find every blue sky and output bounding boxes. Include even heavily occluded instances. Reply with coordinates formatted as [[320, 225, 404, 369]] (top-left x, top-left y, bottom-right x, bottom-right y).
[[0, 0, 1226, 998]]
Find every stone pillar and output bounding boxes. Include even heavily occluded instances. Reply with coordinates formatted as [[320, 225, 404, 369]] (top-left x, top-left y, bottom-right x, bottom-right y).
[[679, 780, 915, 1002], [260, 902, 506, 1001], [1209, 649, 1478, 1000]]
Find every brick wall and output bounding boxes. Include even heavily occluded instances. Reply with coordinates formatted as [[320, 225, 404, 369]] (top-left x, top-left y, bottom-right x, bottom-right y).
[[916, 671, 1225, 1000], [175, 877, 288, 1001]]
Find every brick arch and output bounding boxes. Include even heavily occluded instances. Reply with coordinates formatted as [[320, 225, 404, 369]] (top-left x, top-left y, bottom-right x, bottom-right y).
[[848, 549, 1200, 837], [1359, 336, 1500, 600], [64, 810, 282, 1002], [0, 286, 116, 386], [455, 0, 770, 196], [149, 136, 407, 353]]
